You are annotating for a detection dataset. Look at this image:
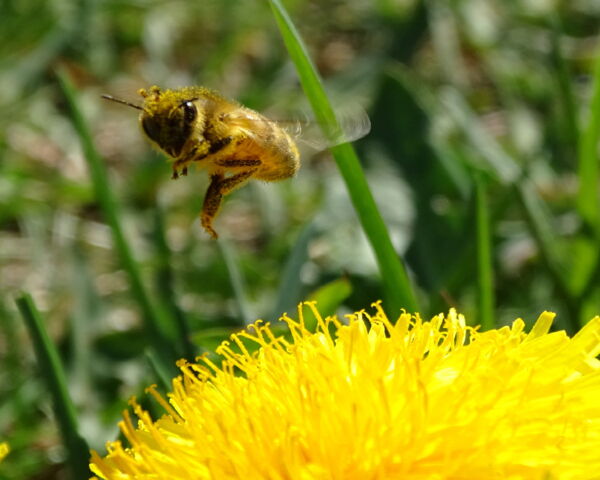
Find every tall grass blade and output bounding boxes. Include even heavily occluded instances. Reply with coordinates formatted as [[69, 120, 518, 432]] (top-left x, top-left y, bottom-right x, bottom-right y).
[[16, 294, 90, 480], [577, 52, 600, 232], [268, 0, 419, 314], [474, 176, 494, 329]]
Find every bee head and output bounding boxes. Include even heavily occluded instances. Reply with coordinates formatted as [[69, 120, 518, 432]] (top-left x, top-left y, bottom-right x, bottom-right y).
[[138, 86, 200, 158]]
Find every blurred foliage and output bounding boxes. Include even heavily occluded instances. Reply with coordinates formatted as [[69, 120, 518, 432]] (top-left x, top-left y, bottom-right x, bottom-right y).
[[1, 0, 600, 478]]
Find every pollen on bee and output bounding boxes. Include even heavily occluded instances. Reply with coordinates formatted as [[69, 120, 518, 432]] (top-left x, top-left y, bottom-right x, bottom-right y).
[[103, 85, 303, 238]]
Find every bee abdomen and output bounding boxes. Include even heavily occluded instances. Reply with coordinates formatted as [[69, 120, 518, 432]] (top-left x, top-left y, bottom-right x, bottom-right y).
[[256, 133, 300, 181]]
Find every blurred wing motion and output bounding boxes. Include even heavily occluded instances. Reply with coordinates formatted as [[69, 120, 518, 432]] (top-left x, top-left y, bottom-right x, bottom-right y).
[[285, 105, 372, 151], [228, 105, 371, 151]]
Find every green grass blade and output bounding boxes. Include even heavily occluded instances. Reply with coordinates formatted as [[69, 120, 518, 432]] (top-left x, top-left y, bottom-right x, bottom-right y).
[[474, 176, 494, 330], [577, 51, 600, 231], [268, 0, 419, 314], [15, 294, 90, 480], [56, 70, 178, 371]]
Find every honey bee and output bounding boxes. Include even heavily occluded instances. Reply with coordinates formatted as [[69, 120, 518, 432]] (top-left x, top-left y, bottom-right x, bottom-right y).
[[102, 85, 368, 238]]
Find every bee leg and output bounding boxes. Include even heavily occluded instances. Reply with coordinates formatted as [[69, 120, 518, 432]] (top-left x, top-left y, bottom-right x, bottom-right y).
[[214, 158, 261, 168], [200, 170, 258, 239], [171, 163, 186, 179], [201, 174, 225, 239], [216, 169, 257, 195], [171, 150, 196, 179], [171, 165, 188, 179]]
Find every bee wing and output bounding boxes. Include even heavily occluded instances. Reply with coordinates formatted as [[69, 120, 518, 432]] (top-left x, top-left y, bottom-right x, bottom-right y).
[[289, 105, 371, 150], [220, 110, 287, 145], [223, 107, 371, 151]]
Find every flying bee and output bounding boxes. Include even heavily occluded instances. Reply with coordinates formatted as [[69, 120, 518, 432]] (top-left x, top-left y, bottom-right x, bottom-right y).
[[102, 85, 369, 238]]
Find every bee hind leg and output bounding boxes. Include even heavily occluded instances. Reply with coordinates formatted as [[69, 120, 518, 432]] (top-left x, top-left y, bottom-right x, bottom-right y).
[[214, 158, 261, 169], [216, 169, 257, 195], [201, 174, 224, 239], [200, 169, 258, 239]]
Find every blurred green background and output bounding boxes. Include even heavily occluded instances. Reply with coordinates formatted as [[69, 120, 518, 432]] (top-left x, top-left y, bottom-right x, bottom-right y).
[[2, 0, 600, 478]]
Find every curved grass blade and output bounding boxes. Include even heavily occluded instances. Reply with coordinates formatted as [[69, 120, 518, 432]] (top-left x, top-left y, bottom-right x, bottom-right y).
[[16, 293, 90, 480], [268, 0, 419, 314]]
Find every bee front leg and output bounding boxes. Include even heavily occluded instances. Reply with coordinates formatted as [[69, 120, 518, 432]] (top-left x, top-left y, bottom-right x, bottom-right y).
[[171, 160, 187, 179], [171, 145, 203, 179], [171, 165, 189, 179]]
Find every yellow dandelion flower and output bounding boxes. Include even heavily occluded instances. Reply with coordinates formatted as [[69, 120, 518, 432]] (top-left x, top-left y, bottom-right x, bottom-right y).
[[0, 443, 9, 463], [90, 302, 600, 480]]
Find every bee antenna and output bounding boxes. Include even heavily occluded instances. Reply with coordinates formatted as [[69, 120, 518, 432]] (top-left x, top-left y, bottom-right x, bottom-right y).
[[101, 94, 143, 110]]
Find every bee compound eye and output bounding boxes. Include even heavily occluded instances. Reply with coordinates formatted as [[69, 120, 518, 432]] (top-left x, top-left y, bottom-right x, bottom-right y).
[[141, 116, 161, 143], [182, 101, 197, 124]]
